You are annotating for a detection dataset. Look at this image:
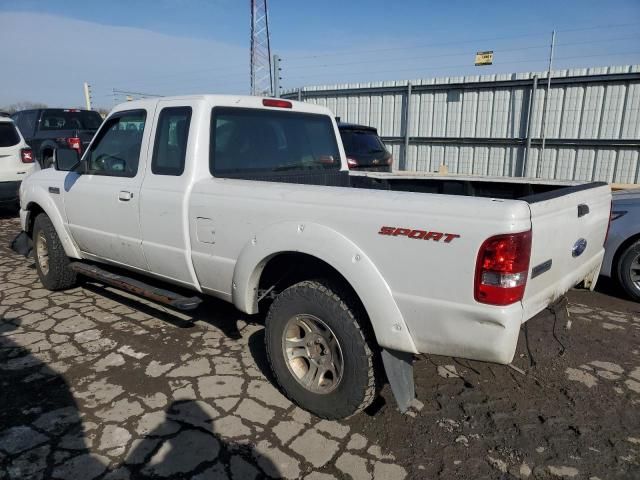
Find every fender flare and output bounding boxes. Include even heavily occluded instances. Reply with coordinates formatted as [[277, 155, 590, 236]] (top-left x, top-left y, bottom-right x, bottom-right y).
[[232, 221, 418, 353], [24, 185, 81, 259]]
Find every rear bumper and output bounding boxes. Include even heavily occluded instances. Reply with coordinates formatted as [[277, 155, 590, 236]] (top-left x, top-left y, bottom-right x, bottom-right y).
[[396, 293, 523, 364], [395, 251, 604, 365], [0, 181, 20, 203]]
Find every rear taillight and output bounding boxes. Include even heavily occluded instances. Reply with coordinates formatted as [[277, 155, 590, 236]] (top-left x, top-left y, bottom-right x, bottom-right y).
[[66, 137, 82, 154], [20, 148, 34, 163], [475, 230, 532, 306], [347, 157, 358, 168]]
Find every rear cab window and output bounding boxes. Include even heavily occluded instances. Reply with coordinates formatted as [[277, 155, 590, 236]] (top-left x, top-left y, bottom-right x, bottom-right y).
[[39, 109, 103, 131], [151, 107, 192, 176], [0, 121, 21, 147], [340, 129, 386, 156], [210, 107, 340, 177]]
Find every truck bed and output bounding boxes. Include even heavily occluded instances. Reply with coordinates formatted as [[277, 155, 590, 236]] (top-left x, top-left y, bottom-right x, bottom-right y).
[[222, 167, 603, 202]]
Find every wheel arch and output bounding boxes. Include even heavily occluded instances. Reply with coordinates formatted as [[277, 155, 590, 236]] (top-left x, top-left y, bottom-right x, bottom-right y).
[[232, 221, 418, 353], [24, 197, 81, 259]]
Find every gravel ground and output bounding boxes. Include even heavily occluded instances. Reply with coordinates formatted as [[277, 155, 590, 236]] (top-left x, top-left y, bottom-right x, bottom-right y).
[[0, 208, 638, 479]]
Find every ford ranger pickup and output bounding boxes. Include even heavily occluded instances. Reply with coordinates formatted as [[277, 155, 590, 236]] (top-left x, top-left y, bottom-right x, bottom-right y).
[[15, 95, 611, 419]]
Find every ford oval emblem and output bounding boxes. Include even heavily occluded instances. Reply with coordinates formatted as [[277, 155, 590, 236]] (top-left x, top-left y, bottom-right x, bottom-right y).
[[572, 238, 587, 257]]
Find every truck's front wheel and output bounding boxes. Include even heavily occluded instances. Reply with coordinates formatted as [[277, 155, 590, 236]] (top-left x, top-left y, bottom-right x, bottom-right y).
[[265, 280, 377, 419], [33, 213, 77, 291]]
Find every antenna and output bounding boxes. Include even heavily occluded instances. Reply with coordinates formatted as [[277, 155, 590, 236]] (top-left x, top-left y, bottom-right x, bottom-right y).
[[250, 0, 273, 96]]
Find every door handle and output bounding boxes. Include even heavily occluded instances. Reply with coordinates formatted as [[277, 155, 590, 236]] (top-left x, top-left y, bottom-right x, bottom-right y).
[[118, 191, 133, 201]]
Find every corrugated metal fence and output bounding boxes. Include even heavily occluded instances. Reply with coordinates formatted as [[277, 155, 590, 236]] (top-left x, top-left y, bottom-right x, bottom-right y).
[[283, 65, 640, 184]]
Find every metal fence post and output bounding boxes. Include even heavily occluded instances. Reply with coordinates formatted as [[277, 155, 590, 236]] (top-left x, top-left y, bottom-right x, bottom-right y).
[[522, 75, 538, 177], [402, 82, 412, 170], [297, 88, 302, 102]]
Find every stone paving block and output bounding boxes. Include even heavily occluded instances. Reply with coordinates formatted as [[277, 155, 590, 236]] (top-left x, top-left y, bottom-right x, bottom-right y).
[[336, 452, 371, 480], [315, 419, 351, 439], [143, 429, 220, 477], [33, 406, 80, 434], [305, 473, 338, 480], [235, 399, 275, 425], [95, 398, 144, 422], [373, 461, 407, 480], [254, 439, 300, 479], [347, 433, 368, 451], [212, 415, 251, 438], [230, 454, 261, 479], [0, 426, 48, 455], [167, 357, 211, 377], [136, 411, 181, 436], [7, 445, 50, 480], [140, 392, 168, 409], [52, 453, 109, 480], [125, 438, 161, 465], [53, 316, 96, 333], [168, 400, 219, 429], [273, 420, 304, 444], [199, 375, 244, 398], [93, 353, 125, 372], [290, 429, 340, 468], [247, 379, 292, 409], [214, 396, 240, 412], [99, 424, 132, 450]]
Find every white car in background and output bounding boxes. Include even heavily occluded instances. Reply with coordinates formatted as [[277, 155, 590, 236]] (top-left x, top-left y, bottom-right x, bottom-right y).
[[0, 115, 36, 207], [601, 188, 640, 302]]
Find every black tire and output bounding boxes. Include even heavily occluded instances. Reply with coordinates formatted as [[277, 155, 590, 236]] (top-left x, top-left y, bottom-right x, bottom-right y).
[[32, 213, 77, 291], [265, 280, 377, 419], [40, 149, 54, 169], [617, 239, 640, 302]]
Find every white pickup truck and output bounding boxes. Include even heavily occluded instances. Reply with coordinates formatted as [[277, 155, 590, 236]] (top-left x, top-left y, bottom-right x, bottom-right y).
[[15, 95, 611, 419]]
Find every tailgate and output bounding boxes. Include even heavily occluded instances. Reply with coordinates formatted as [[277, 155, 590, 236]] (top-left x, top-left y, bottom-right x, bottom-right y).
[[522, 182, 611, 320]]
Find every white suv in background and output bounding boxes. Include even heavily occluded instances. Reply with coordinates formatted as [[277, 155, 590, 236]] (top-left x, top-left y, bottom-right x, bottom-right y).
[[0, 115, 36, 207]]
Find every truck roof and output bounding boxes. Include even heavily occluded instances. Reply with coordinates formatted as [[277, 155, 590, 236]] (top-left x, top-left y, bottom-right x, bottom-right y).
[[112, 95, 333, 117]]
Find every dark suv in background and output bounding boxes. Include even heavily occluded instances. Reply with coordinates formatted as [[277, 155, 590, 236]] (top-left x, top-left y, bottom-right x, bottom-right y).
[[11, 108, 103, 168], [337, 122, 392, 172]]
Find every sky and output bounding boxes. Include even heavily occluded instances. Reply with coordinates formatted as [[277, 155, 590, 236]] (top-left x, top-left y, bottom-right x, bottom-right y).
[[1, 0, 639, 109]]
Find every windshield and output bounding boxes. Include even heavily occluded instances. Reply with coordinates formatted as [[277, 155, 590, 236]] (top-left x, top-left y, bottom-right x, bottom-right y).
[[340, 129, 386, 156], [0, 122, 20, 147], [210, 107, 341, 175], [40, 110, 103, 131]]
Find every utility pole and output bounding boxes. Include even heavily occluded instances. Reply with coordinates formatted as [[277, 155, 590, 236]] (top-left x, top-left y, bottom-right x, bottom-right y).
[[273, 54, 281, 97], [538, 30, 556, 176], [83, 82, 93, 110]]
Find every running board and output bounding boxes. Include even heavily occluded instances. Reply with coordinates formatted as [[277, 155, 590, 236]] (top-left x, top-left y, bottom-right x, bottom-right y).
[[69, 262, 202, 311]]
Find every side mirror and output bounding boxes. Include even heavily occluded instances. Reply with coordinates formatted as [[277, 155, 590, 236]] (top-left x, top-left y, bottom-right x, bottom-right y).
[[54, 148, 81, 172]]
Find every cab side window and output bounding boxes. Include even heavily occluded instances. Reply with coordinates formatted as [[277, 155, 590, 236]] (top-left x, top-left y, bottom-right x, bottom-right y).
[[85, 110, 146, 177], [151, 107, 192, 176]]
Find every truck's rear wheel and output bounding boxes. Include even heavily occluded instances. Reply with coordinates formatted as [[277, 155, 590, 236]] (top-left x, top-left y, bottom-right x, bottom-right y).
[[617, 239, 640, 302], [33, 213, 77, 291], [265, 280, 377, 419]]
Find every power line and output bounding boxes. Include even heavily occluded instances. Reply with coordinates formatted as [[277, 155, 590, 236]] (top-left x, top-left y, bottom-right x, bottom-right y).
[[283, 51, 640, 83], [282, 35, 640, 72], [284, 22, 640, 61]]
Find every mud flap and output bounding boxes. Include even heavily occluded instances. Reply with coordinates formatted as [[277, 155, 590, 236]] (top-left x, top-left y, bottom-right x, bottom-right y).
[[10, 231, 33, 257], [381, 348, 415, 413]]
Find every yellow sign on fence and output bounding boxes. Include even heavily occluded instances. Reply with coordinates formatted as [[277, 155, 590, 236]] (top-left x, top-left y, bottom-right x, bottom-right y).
[[475, 51, 494, 66]]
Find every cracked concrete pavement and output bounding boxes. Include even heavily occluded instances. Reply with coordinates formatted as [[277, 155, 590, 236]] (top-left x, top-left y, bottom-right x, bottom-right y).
[[1, 209, 639, 479], [0, 214, 407, 480]]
